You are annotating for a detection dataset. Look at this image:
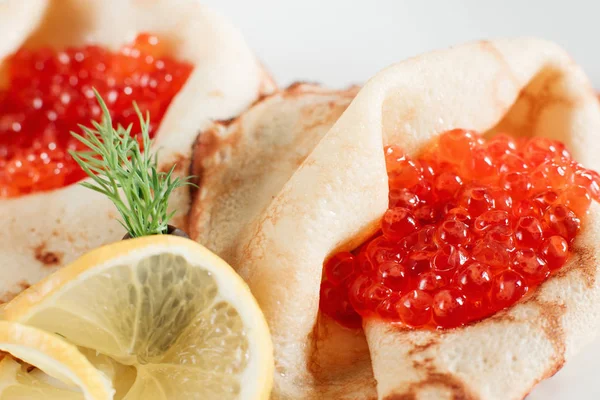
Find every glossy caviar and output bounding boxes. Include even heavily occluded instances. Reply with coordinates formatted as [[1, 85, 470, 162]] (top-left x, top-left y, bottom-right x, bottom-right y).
[[320, 130, 600, 329], [0, 34, 193, 197]]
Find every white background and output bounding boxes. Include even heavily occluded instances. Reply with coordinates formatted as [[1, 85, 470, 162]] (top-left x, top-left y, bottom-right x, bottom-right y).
[[204, 1, 600, 398], [205, 0, 599, 89]]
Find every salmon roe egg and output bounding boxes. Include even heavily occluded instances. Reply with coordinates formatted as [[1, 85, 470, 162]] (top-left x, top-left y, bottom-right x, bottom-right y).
[[320, 130, 598, 329], [0, 34, 193, 197]]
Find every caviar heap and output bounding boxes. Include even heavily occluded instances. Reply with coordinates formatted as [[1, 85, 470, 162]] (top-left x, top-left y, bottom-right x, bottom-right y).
[[320, 130, 600, 329], [0, 34, 193, 197]]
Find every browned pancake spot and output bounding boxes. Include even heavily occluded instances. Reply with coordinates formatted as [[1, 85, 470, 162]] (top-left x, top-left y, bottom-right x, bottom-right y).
[[285, 81, 322, 94], [0, 281, 30, 304], [563, 240, 597, 288], [385, 372, 476, 400], [66, 233, 77, 244], [407, 338, 438, 356], [190, 125, 228, 190], [248, 91, 273, 110], [34, 244, 62, 266], [537, 301, 567, 367], [188, 123, 241, 239], [159, 152, 189, 174]]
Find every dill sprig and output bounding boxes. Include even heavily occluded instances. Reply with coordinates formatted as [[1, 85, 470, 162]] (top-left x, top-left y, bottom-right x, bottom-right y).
[[69, 90, 193, 238]]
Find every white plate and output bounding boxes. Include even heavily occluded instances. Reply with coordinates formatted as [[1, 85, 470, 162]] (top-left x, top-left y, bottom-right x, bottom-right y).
[[206, 1, 600, 398]]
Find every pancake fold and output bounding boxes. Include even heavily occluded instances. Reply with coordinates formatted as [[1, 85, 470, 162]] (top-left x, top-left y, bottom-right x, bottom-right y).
[[191, 38, 600, 400]]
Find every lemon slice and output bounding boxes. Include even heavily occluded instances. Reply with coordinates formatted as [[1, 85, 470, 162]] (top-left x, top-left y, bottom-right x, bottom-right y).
[[3, 235, 273, 400], [0, 356, 84, 400], [78, 350, 136, 399], [0, 320, 114, 399]]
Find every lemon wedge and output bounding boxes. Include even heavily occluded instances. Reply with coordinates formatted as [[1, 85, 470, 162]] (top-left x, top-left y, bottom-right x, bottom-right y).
[[0, 320, 114, 399], [3, 235, 273, 399]]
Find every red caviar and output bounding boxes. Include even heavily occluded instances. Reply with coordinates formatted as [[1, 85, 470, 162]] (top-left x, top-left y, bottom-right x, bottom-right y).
[[0, 34, 193, 197], [319, 130, 600, 329]]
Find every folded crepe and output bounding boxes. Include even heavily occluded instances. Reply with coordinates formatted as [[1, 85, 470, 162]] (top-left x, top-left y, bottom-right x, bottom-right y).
[[0, 0, 274, 301], [189, 38, 600, 400], [189, 82, 377, 399]]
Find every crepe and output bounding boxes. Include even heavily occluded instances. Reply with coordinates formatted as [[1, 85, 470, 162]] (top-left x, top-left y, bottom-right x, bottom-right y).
[[189, 82, 379, 399], [0, 0, 275, 301], [190, 38, 600, 399]]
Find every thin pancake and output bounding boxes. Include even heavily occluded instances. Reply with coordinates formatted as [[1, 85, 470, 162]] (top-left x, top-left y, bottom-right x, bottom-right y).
[[0, 0, 275, 301], [190, 83, 378, 399], [190, 38, 600, 399]]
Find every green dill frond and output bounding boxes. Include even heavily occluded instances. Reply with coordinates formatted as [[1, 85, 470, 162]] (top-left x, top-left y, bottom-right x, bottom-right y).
[[69, 89, 193, 238]]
